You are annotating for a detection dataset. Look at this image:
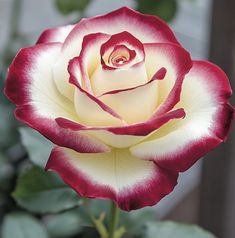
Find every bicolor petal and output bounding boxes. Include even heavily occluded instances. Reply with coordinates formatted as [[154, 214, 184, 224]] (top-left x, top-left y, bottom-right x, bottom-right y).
[[100, 31, 145, 69], [131, 61, 235, 172], [46, 147, 178, 211], [4, 43, 110, 153], [52, 7, 179, 101], [37, 25, 75, 44], [68, 59, 124, 127], [74, 33, 111, 92], [98, 68, 166, 123], [63, 7, 180, 54]]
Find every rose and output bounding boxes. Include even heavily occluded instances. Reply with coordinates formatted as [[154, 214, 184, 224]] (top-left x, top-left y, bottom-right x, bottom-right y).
[[5, 7, 234, 211]]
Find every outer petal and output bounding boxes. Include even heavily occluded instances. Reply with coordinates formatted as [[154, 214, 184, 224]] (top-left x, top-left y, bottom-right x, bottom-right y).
[[63, 7, 179, 53], [144, 43, 192, 114], [131, 61, 235, 172], [46, 147, 178, 211], [36, 25, 75, 44], [4, 43, 110, 153], [53, 6, 179, 100]]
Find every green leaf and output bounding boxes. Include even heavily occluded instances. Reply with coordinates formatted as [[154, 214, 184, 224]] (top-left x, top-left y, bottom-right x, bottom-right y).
[[55, 0, 91, 15], [0, 152, 14, 191], [19, 127, 53, 168], [136, 0, 178, 22], [120, 208, 156, 236], [2, 212, 48, 238], [12, 166, 81, 214], [139, 221, 218, 238], [45, 210, 82, 238], [0, 104, 18, 148]]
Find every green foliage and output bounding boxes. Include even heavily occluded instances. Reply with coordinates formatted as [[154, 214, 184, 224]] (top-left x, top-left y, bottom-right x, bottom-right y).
[[45, 210, 82, 238], [136, 0, 178, 22], [55, 0, 91, 15], [2, 212, 48, 238], [0, 104, 18, 148], [119, 208, 156, 236], [19, 127, 53, 168], [0, 152, 14, 191], [138, 221, 218, 238], [12, 166, 81, 214]]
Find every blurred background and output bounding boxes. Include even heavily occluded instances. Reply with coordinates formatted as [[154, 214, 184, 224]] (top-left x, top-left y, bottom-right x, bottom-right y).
[[0, 0, 234, 238]]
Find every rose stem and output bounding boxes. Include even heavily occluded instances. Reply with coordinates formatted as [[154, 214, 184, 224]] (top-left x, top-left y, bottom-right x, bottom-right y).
[[109, 201, 119, 238]]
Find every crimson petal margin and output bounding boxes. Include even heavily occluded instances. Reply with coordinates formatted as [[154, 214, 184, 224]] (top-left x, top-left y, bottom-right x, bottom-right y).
[[36, 25, 75, 44], [46, 146, 179, 211], [130, 61, 235, 172], [56, 108, 185, 136], [4, 43, 110, 153], [74, 33, 111, 92], [63, 7, 180, 53]]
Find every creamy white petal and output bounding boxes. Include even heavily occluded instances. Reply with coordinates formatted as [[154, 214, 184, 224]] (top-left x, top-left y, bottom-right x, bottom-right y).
[[99, 80, 158, 124], [91, 63, 148, 96], [46, 146, 178, 210]]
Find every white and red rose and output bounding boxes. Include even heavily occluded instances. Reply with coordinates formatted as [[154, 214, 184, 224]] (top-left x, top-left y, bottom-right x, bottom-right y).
[[5, 7, 234, 211]]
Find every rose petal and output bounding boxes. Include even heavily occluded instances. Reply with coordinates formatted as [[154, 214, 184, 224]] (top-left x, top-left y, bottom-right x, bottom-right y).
[[100, 31, 144, 69], [104, 45, 137, 69], [130, 61, 235, 172], [56, 108, 185, 136], [144, 43, 193, 115], [46, 147, 178, 211], [68, 59, 124, 127], [53, 6, 179, 100], [4, 43, 110, 153], [75, 33, 111, 93], [64, 7, 179, 53], [91, 62, 148, 96], [36, 25, 75, 44], [98, 68, 166, 124], [82, 131, 145, 148]]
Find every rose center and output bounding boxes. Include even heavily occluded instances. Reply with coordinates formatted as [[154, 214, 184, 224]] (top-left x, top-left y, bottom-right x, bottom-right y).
[[106, 45, 136, 68], [111, 55, 129, 65]]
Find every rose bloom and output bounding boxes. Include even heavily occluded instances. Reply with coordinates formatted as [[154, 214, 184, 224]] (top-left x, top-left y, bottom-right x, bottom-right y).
[[5, 7, 234, 211]]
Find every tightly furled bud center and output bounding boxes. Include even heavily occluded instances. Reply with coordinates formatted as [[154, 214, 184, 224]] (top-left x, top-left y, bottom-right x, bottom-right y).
[[108, 45, 136, 68]]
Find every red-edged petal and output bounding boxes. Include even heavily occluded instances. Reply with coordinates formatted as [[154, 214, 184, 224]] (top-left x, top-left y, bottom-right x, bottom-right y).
[[98, 68, 166, 124], [4, 43, 110, 153], [68, 58, 124, 127], [56, 108, 185, 136], [63, 7, 179, 53], [131, 61, 235, 172], [52, 7, 179, 100], [90, 32, 148, 96], [71, 33, 111, 93], [144, 43, 193, 115], [36, 25, 75, 44], [46, 147, 178, 211]]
